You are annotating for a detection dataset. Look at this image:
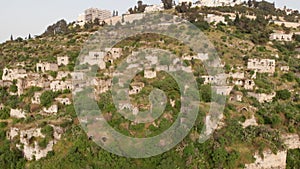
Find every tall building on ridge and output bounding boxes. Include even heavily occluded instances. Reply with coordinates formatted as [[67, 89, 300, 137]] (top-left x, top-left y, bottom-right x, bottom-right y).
[[85, 8, 111, 22], [76, 8, 111, 26]]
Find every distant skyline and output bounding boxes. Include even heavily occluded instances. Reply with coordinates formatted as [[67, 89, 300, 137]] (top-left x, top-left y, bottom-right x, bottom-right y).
[[0, 0, 299, 43]]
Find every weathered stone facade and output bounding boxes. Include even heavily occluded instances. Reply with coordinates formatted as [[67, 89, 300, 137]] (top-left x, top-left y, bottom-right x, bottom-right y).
[[36, 62, 58, 73], [57, 56, 69, 66], [10, 109, 26, 119], [247, 59, 276, 73], [248, 92, 276, 103]]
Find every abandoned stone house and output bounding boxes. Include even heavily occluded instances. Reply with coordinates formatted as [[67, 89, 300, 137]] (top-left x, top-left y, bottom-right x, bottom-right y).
[[248, 92, 276, 103], [144, 69, 157, 79], [43, 105, 58, 114], [56, 71, 70, 80], [71, 72, 85, 80], [213, 86, 233, 96], [201, 73, 228, 85], [145, 55, 158, 65], [183, 53, 209, 61], [11, 127, 63, 161], [229, 72, 245, 79], [50, 80, 73, 92], [36, 62, 58, 73], [118, 102, 139, 116], [247, 58, 276, 73], [83, 52, 106, 70], [93, 78, 112, 94], [229, 91, 243, 102], [129, 82, 145, 95], [241, 115, 258, 128], [232, 79, 244, 86], [26, 77, 50, 89], [57, 56, 69, 66], [105, 48, 122, 60], [270, 32, 293, 41], [7, 127, 19, 140], [10, 109, 26, 119], [244, 79, 255, 90], [283, 134, 300, 150], [0, 80, 12, 87], [2, 67, 27, 81], [127, 52, 140, 63], [280, 66, 290, 72], [16, 78, 25, 96], [56, 56, 69, 66], [55, 97, 71, 105], [31, 92, 42, 104], [245, 150, 287, 169]]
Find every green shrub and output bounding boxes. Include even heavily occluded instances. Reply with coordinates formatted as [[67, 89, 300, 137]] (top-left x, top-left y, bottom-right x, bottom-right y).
[[276, 89, 291, 100], [40, 91, 56, 107]]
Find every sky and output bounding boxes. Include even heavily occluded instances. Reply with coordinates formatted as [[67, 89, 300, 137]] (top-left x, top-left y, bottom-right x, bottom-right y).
[[0, 0, 299, 43]]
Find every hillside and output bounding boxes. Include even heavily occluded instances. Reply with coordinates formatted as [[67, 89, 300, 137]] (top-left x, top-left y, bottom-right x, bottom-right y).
[[0, 2, 300, 169]]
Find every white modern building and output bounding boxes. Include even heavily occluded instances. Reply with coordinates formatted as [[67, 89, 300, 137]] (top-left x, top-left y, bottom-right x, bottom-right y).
[[76, 8, 111, 26]]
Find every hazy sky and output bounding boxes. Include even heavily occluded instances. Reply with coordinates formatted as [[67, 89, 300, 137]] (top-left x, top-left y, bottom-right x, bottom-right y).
[[0, 0, 299, 43]]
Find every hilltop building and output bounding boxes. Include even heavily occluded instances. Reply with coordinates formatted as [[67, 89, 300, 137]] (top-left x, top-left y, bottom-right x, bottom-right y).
[[76, 8, 111, 26]]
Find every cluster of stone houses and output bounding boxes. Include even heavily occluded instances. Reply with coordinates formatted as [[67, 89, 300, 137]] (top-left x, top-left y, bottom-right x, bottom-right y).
[[2, 55, 73, 161], [7, 126, 64, 161], [0, 55, 74, 118], [197, 55, 287, 104], [81, 48, 122, 70]]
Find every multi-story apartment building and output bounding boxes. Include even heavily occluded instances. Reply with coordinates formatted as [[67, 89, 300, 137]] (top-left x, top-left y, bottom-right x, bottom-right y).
[[76, 8, 111, 26]]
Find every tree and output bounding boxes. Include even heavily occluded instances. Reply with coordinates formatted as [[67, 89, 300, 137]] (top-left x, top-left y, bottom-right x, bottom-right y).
[[287, 149, 300, 168], [162, 0, 173, 9], [293, 34, 300, 42], [10, 35, 13, 41], [175, 2, 189, 13], [43, 19, 68, 36], [128, 8, 134, 14], [200, 85, 211, 102], [40, 90, 56, 107], [137, 1, 147, 13], [276, 89, 291, 100], [28, 34, 32, 39], [16, 37, 23, 42], [94, 18, 100, 25], [234, 14, 240, 25], [247, 0, 253, 7], [9, 84, 18, 93]]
